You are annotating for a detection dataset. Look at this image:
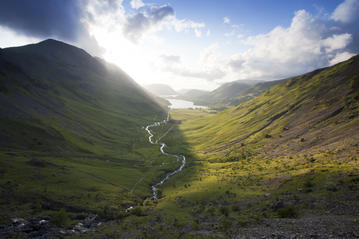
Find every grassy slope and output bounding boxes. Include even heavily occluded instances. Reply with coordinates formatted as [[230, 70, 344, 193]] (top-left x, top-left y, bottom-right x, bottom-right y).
[[0, 40, 182, 224], [149, 56, 359, 236]]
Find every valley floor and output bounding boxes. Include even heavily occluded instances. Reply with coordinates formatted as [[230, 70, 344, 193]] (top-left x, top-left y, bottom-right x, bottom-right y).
[[73, 109, 359, 238], [2, 109, 359, 238]]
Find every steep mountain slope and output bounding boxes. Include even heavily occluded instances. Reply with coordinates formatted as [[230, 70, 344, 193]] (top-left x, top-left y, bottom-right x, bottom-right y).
[[180, 79, 283, 109], [144, 83, 177, 96], [0, 40, 181, 223], [180, 56, 359, 154], [152, 55, 359, 237]]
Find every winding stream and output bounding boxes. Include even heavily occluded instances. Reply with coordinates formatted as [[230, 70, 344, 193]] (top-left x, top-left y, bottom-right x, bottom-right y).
[[145, 113, 186, 200]]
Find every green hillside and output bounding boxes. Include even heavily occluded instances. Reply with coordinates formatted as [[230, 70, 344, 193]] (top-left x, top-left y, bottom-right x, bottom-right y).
[[0, 40, 183, 224], [178, 56, 359, 153], [146, 55, 359, 237]]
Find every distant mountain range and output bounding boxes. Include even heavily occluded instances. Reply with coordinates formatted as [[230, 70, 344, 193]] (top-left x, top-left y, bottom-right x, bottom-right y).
[[178, 79, 283, 109]]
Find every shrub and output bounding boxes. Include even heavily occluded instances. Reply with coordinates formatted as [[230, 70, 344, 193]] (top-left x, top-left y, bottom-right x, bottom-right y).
[[237, 218, 249, 227], [231, 204, 240, 212], [219, 206, 229, 217], [131, 206, 146, 216], [219, 218, 232, 233], [51, 208, 70, 226], [303, 179, 314, 193], [277, 206, 297, 218], [326, 183, 338, 192]]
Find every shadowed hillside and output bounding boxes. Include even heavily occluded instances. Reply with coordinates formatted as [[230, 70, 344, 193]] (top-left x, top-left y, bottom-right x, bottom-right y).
[[0, 40, 186, 227]]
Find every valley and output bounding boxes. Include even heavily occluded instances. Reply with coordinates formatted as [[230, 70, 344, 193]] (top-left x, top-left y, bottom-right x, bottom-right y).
[[0, 40, 358, 238], [2, 1, 359, 238], [73, 54, 359, 238]]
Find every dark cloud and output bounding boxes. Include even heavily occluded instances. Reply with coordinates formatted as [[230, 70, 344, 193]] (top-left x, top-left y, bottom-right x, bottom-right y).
[[124, 13, 150, 40], [0, 0, 105, 56], [124, 5, 174, 41], [149, 5, 174, 23], [0, 0, 83, 40]]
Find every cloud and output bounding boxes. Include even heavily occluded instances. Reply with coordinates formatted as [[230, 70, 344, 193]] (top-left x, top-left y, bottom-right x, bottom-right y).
[[228, 9, 357, 81], [122, 4, 206, 42], [123, 5, 175, 41], [160, 54, 181, 64], [0, 0, 81, 40], [194, 29, 202, 37], [0, 0, 105, 55], [130, 0, 145, 9], [329, 51, 356, 65], [224, 17, 230, 24], [171, 19, 205, 33], [331, 0, 359, 23], [329, 0, 359, 53], [158, 45, 226, 82], [321, 33, 352, 53]]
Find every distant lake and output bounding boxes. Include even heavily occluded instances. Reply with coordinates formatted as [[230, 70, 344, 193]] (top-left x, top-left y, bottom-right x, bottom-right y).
[[166, 99, 208, 109]]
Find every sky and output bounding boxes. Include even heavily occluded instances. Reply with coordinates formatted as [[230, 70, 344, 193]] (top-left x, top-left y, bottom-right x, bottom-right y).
[[0, 0, 358, 91]]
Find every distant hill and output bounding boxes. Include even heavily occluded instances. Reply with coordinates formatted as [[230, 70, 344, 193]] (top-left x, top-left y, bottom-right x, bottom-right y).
[[179, 79, 282, 108], [145, 83, 177, 96], [0, 39, 172, 221], [179, 89, 208, 98]]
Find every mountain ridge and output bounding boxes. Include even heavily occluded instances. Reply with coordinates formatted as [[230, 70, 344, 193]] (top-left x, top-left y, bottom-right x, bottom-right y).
[[0, 39, 183, 227]]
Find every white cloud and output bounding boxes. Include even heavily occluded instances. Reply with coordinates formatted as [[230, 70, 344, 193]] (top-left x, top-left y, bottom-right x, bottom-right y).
[[0, 25, 41, 48], [194, 28, 202, 37], [322, 33, 352, 53], [157, 45, 227, 82], [170, 18, 205, 34], [329, 51, 356, 65], [331, 0, 359, 23], [130, 0, 145, 10], [224, 30, 235, 37], [228, 9, 356, 81], [223, 17, 230, 24], [160, 54, 181, 64]]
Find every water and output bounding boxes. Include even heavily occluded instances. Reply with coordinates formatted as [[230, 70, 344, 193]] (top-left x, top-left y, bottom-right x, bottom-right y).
[[166, 99, 208, 109], [145, 114, 186, 200]]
